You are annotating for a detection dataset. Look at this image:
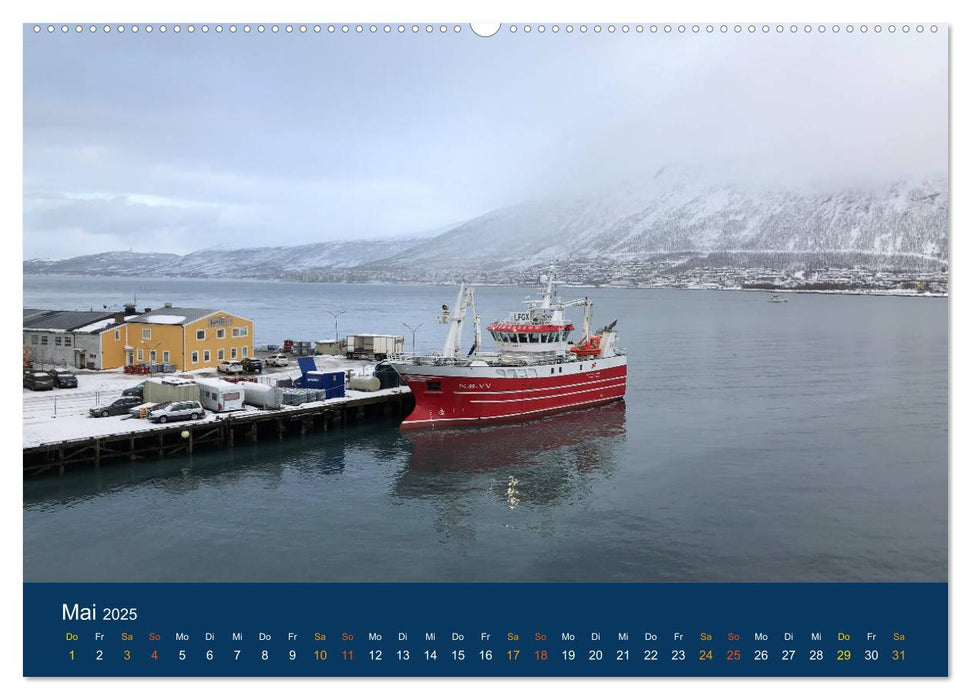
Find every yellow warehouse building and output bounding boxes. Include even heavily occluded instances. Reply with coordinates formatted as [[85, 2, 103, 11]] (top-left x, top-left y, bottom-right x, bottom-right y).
[[24, 305, 255, 371], [123, 306, 255, 371]]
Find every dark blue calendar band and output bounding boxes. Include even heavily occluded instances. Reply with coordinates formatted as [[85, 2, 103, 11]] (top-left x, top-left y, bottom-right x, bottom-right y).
[[24, 582, 947, 677]]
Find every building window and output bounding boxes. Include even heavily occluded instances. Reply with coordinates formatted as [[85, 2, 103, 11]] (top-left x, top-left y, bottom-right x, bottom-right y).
[[217, 328, 225, 339], [240, 327, 248, 337], [232, 328, 239, 337], [114, 329, 120, 340], [41, 336, 48, 346], [64, 336, 72, 347], [217, 349, 225, 360], [203, 350, 210, 362], [142, 328, 151, 340], [137, 349, 143, 361], [192, 351, 199, 364], [150, 350, 157, 362], [196, 329, 205, 341], [231, 347, 237, 359], [163, 351, 170, 363], [31, 335, 38, 345], [241, 346, 248, 358], [55, 336, 62, 346]]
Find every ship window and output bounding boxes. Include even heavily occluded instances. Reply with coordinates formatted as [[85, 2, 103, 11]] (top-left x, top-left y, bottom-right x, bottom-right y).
[[540, 333, 548, 343], [505, 333, 513, 342], [529, 333, 539, 343], [562, 330, 571, 342], [550, 368, 555, 374], [518, 333, 528, 343], [559, 367, 563, 373], [426, 381, 442, 392], [550, 332, 559, 342]]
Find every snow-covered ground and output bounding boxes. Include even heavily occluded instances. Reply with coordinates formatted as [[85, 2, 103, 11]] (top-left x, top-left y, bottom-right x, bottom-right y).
[[22, 355, 405, 448]]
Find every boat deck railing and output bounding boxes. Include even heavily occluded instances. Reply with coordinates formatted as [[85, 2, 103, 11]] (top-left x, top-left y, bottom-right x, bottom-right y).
[[390, 348, 626, 367]]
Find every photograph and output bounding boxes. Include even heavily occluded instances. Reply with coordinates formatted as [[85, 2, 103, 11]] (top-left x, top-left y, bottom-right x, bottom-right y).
[[18, 16, 949, 680]]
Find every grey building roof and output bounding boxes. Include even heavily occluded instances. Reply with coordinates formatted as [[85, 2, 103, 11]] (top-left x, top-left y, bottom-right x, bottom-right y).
[[126, 307, 217, 326], [23, 310, 118, 332]]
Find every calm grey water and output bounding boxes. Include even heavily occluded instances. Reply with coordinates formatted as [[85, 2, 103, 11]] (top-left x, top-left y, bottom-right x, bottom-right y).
[[23, 276, 947, 582]]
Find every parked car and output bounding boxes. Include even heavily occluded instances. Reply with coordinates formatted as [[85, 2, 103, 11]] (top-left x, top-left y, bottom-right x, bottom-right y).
[[241, 357, 264, 373], [217, 361, 244, 374], [147, 400, 205, 424], [89, 396, 143, 417], [48, 369, 79, 389], [122, 381, 146, 399], [23, 370, 54, 391], [266, 353, 289, 367]]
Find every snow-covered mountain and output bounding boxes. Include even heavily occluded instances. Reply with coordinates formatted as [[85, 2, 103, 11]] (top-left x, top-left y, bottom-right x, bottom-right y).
[[373, 173, 948, 274], [23, 238, 426, 279], [24, 170, 948, 285]]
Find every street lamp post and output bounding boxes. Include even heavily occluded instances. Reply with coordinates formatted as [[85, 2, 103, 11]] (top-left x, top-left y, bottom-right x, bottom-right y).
[[326, 310, 346, 353], [402, 322, 423, 354]]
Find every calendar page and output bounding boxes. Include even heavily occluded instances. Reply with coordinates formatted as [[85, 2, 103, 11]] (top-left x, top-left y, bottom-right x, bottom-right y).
[[19, 1, 950, 684]]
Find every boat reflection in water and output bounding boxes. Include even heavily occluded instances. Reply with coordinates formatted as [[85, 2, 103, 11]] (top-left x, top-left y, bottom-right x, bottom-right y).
[[394, 401, 627, 512]]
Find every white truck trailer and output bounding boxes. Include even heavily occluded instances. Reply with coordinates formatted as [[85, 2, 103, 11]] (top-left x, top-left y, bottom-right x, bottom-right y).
[[344, 334, 404, 360]]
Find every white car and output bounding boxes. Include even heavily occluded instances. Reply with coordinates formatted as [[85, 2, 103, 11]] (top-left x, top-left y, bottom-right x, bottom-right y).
[[147, 401, 205, 424], [217, 361, 244, 374], [266, 353, 289, 367]]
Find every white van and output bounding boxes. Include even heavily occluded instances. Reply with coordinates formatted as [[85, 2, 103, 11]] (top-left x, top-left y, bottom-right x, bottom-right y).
[[266, 353, 289, 367]]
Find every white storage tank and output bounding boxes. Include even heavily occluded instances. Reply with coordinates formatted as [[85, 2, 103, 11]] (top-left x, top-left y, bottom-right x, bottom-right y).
[[348, 375, 381, 392], [243, 382, 284, 409], [197, 378, 245, 412]]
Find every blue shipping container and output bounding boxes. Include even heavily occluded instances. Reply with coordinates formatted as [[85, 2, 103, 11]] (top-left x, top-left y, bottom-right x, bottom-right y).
[[301, 371, 345, 390]]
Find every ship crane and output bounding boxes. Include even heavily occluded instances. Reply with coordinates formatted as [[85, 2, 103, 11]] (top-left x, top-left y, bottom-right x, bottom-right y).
[[438, 282, 480, 360]]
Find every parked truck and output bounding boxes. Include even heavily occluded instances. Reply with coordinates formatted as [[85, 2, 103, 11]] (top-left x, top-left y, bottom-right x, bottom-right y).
[[344, 334, 404, 360]]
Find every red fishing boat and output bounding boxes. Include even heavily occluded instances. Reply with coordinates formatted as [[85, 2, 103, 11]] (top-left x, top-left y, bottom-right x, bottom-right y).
[[390, 269, 627, 428]]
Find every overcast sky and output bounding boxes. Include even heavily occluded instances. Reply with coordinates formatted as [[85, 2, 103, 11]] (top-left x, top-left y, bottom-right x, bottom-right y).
[[23, 26, 947, 259]]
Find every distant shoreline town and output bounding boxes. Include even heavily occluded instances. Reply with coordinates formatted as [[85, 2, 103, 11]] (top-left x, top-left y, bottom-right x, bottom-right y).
[[23, 264, 947, 297]]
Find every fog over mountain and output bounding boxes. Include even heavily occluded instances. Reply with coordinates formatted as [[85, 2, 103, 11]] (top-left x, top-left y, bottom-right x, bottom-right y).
[[25, 165, 948, 291]]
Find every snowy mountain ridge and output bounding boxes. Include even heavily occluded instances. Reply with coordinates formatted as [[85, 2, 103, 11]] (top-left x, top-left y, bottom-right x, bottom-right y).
[[24, 173, 948, 286]]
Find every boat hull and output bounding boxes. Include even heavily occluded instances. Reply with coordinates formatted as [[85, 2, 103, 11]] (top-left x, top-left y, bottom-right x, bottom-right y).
[[391, 355, 627, 428]]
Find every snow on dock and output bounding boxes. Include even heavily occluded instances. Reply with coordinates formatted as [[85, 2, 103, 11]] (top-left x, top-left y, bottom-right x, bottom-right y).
[[22, 356, 412, 474]]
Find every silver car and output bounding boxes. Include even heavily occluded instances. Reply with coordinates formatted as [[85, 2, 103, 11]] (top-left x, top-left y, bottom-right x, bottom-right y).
[[147, 400, 205, 424]]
